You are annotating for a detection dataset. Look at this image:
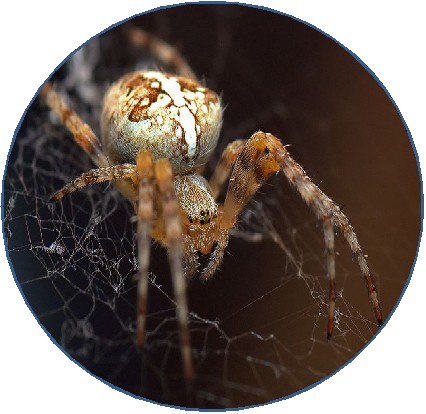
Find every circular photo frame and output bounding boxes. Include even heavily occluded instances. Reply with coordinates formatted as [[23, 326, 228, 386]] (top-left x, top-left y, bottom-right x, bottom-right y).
[[2, 2, 422, 411]]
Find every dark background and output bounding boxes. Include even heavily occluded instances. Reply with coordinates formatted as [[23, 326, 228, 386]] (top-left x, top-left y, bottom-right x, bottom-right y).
[[4, 4, 420, 409]]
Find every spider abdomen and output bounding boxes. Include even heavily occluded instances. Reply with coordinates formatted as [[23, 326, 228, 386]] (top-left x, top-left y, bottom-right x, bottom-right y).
[[101, 71, 223, 173]]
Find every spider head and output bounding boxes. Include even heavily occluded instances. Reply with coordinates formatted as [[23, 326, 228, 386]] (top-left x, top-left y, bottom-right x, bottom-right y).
[[174, 174, 218, 227]]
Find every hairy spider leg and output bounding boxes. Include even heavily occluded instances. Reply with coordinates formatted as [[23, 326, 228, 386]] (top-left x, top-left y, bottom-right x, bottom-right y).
[[40, 83, 110, 168], [220, 134, 281, 231], [323, 217, 336, 339], [209, 139, 246, 200], [220, 131, 382, 338], [127, 26, 197, 80], [50, 164, 136, 201], [135, 151, 155, 348], [200, 137, 280, 281], [154, 158, 194, 380], [262, 132, 382, 336], [50, 154, 194, 380]]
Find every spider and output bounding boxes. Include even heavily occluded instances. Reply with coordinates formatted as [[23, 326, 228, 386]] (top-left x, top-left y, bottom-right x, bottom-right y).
[[40, 27, 383, 380]]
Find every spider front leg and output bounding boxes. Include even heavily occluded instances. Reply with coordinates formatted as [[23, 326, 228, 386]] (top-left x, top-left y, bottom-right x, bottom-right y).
[[260, 132, 383, 336], [220, 131, 383, 339], [135, 151, 155, 348], [154, 158, 194, 380], [209, 139, 246, 199], [200, 139, 279, 281], [197, 139, 252, 281]]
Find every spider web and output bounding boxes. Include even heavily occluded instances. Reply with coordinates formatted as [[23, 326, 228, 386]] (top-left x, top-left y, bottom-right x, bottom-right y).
[[3, 5, 419, 409]]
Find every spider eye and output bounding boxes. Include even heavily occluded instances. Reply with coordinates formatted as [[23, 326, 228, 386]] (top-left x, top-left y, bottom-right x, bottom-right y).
[[198, 209, 213, 224]]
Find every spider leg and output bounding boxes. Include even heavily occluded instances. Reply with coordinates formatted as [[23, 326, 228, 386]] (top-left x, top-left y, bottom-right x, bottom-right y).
[[323, 217, 336, 339], [261, 131, 382, 331], [154, 158, 194, 380], [199, 229, 229, 281], [220, 138, 281, 230], [225, 131, 382, 336], [50, 164, 137, 201], [183, 237, 200, 280], [126, 26, 197, 80], [209, 139, 246, 199], [199, 140, 280, 281], [135, 151, 155, 347], [40, 83, 109, 168]]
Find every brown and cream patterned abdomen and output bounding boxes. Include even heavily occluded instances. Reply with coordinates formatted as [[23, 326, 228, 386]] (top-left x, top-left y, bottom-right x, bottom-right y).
[[101, 71, 223, 174]]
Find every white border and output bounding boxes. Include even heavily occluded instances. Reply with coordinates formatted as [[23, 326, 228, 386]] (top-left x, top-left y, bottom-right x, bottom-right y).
[[1, 1, 424, 413]]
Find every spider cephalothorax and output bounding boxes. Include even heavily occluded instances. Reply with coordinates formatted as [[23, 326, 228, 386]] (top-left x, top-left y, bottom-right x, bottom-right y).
[[41, 27, 383, 380]]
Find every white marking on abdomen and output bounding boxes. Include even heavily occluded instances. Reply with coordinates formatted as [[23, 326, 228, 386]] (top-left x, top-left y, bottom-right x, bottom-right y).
[[145, 72, 185, 106], [144, 72, 198, 159], [179, 106, 197, 159]]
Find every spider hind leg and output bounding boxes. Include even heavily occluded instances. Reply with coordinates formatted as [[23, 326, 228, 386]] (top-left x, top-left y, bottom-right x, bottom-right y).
[[126, 26, 197, 80]]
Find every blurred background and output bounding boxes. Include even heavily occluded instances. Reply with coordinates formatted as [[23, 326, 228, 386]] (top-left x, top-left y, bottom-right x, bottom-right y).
[[4, 4, 420, 409]]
